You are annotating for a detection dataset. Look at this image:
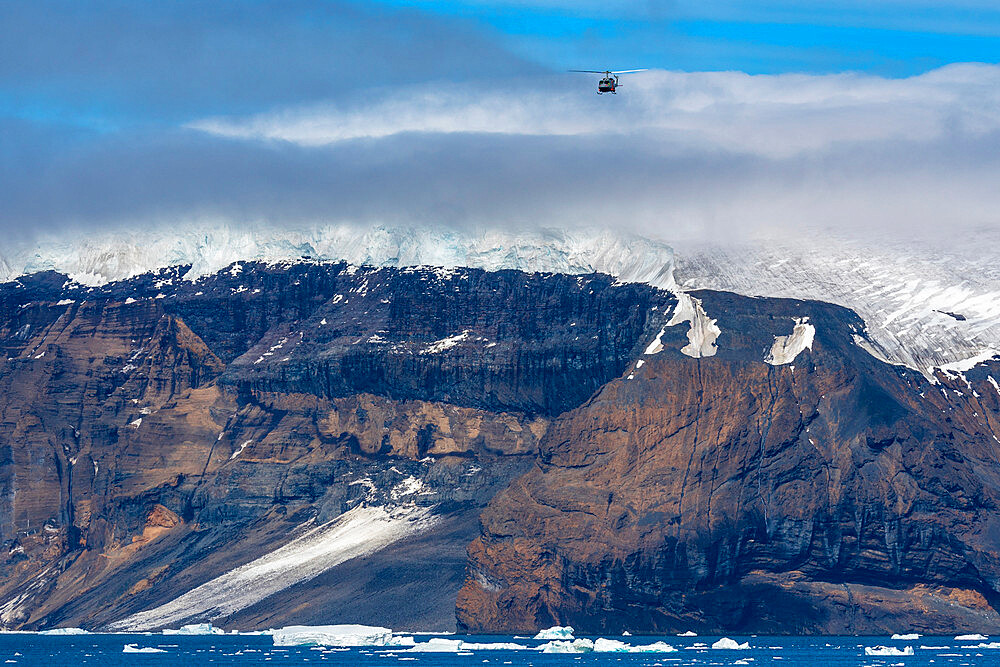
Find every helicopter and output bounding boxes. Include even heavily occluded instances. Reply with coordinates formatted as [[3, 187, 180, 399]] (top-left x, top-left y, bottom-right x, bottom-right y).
[[569, 69, 647, 94]]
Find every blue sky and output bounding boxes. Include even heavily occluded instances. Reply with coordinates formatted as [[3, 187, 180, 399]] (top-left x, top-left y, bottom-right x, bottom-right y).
[[376, 0, 1000, 76], [2, 1, 1000, 240]]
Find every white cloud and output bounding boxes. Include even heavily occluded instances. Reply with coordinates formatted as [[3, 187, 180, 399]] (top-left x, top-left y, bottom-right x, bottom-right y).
[[190, 64, 1000, 159]]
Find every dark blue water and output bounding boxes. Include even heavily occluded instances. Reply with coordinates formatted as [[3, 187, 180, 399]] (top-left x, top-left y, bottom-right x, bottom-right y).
[[0, 634, 990, 666]]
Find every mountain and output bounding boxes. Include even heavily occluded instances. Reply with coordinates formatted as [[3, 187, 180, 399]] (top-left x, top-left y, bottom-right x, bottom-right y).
[[0, 232, 999, 633], [4, 224, 998, 374]]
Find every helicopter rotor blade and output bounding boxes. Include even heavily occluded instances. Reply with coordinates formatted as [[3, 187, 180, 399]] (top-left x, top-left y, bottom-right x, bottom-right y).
[[609, 69, 648, 74], [568, 70, 609, 74]]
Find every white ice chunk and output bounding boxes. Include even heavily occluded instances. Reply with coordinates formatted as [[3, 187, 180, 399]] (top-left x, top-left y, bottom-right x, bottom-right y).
[[122, 644, 166, 653], [162, 623, 224, 635], [271, 624, 394, 647], [533, 626, 575, 639], [891, 633, 921, 640], [407, 638, 464, 652], [630, 641, 679, 652], [538, 639, 594, 653], [956, 634, 989, 640], [593, 638, 631, 652], [38, 628, 90, 635], [766, 317, 815, 366], [677, 630, 698, 637], [460, 642, 529, 651], [712, 637, 750, 650], [864, 645, 913, 656]]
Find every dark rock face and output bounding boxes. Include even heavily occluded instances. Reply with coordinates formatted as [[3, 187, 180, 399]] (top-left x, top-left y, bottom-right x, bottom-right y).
[[457, 291, 1000, 635], [3, 261, 1000, 635], [0, 262, 669, 630]]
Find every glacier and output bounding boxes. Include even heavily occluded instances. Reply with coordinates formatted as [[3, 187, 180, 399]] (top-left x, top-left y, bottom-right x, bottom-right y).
[[0, 223, 676, 290], [2, 222, 998, 372], [672, 228, 1000, 373]]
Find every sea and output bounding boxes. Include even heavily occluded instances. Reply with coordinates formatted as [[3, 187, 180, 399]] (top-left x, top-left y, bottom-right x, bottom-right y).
[[0, 633, 991, 666]]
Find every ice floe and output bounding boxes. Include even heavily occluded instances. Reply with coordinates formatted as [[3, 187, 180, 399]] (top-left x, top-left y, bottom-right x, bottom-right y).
[[38, 627, 90, 635], [538, 639, 594, 653], [891, 633, 920, 640], [955, 634, 989, 641], [271, 624, 396, 647], [162, 623, 224, 635], [533, 625, 574, 640], [407, 638, 464, 652], [864, 645, 913, 656], [712, 637, 750, 650], [536, 638, 678, 653], [123, 644, 166, 653], [460, 642, 529, 651]]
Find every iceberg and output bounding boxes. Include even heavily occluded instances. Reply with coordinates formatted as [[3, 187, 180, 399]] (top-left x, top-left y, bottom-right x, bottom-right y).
[[162, 623, 224, 635], [271, 624, 394, 647], [461, 642, 529, 651], [123, 644, 166, 653], [712, 637, 750, 650], [677, 630, 698, 637], [976, 642, 1000, 649], [38, 628, 90, 635], [864, 645, 913, 656], [408, 638, 464, 652], [593, 638, 631, 652], [386, 636, 416, 647], [538, 639, 594, 653], [891, 633, 920, 640], [629, 641, 679, 653], [533, 625, 575, 639], [956, 633, 989, 640]]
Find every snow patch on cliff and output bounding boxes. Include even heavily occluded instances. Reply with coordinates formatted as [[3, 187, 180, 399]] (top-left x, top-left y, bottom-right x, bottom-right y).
[[107, 504, 437, 631], [673, 228, 1000, 372], [765, 318, 815, 366], [938, 349, 998, 374], [666, 292, 720, 358]]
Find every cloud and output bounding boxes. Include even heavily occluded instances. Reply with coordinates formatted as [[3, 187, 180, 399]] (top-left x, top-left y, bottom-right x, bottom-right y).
[[2, 65, 1000, 245], [0, 0, 533, 120], [189, 64, 1000, 157]]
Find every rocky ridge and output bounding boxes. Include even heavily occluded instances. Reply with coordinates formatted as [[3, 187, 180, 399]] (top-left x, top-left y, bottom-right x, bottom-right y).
[[0, 261, 998, 633]]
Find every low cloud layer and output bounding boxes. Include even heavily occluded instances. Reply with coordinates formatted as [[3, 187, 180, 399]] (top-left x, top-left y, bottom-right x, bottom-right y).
[[3, 64, 1000, 245]]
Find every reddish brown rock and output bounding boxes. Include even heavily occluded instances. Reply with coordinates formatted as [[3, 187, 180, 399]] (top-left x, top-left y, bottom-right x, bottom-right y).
[[457, 291, 1000, 634]]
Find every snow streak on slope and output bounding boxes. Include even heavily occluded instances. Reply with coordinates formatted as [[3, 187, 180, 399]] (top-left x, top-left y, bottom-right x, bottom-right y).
[[672, 228, 1000, 372], [0, 224, 675, 289], [108, 505, 437, 631]]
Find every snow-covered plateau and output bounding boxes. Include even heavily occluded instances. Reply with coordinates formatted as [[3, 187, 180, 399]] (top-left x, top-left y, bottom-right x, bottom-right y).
[[2, 222, 998, 373]]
